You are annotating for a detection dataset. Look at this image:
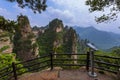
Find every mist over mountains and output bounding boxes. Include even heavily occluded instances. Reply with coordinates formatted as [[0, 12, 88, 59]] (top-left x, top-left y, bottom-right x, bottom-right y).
[[73, 26, 120, 50]]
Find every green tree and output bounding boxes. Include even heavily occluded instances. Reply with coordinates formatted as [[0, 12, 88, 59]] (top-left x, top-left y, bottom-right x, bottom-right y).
[[37, 19, 64, 55], [0, 16, 17, 33], [13, 14, 38, 61], [86, 0, 120, 23], [7, 0, 47, 13], [0, 53, 15, 69], [112, 47, 120, 56], [0, 0, 47, 32], [0, 16, 18, 43], [63, 27, 76, 53]]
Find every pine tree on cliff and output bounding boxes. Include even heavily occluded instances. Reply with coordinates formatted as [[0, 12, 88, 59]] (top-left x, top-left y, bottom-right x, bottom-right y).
[[63, 27, 78, 64], [37, 18, 64, 55], [13, 14, 38, 61]]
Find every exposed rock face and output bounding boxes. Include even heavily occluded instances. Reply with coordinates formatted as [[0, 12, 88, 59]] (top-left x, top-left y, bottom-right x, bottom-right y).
[[37, 18, 78, 62], [49, 18, 63, 32], [72, 32, 78, 64], [17, 16, 32, 38], [13, 15, 38, 61], [0, 29, 13, 53], [49, 19, 64, 57], [56, 26, 63, 32], [63, 27, 78, 64]]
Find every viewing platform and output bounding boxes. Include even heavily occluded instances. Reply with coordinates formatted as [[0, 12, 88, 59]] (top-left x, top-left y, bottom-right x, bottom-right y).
[[18, 67, 116, 80], [0, 52, 120, 80]]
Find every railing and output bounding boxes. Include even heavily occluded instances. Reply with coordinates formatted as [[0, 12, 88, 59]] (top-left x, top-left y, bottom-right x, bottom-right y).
[[94, 54, 120, 73], [0, 52, 120, 80], [86, 51, 120, 74], [0, 65, 13, 80], [0, 53, 51, 80]]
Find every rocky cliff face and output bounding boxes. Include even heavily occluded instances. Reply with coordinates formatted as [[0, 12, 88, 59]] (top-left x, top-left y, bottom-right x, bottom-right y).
[[49, 19, 64, 57], [13, 15, 38, 61], [49, 18, 63, 32], [37, 18, 78, 62], [71, 31, 78, 64], [63, 27, 78, 64], [0, 30, 13, 53]]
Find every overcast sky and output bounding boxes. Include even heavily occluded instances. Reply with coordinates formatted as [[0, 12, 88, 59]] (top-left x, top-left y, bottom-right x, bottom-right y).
[[0, 0, 120, 34]]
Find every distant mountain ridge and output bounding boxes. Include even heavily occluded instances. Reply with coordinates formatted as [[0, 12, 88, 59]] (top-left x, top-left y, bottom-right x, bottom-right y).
[[73, 26, 120, 50]]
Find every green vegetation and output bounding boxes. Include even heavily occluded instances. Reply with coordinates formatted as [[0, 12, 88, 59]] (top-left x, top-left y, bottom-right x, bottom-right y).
[[0, 53, 15, 80], [94, 50, 120, 73], [37, 18, 80, 55], [13, 14, 38, 61], [86, 0, 120, 23], [0, 16, 18, 43], [112, 46, 120, 57], [0, 52, 27, 80], [110, 47, 120, 67], [7, 0, 47, 13], [0, 15, 120, 80], [74, 26, 120, 50], [0, 45, 10, 53], [0, 53, 15, 69], [0, 0, 119, 78], [36, 19, 89, 69], [0, 16, 17, 33]]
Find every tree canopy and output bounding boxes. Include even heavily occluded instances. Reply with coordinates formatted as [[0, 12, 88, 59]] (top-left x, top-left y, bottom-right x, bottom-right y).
[[7, 0, 47, 13], [0, 16, 17, 33], [4, 0, 120, 23], [86, 0, 120, 23]]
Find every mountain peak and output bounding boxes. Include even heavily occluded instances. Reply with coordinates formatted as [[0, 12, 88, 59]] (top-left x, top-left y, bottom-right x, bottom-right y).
[[48, 18, 64, 32], [73, 26, 120, 50]]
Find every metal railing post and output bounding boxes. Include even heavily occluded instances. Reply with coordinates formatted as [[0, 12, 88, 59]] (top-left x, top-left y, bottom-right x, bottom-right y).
[[50, 53, 53, 70], [12, 62, 17, 80], [86, 51, 90, 71], [117, 68, 120, 80], [88, 50, 97, 77], [91, 51, 94, 75]]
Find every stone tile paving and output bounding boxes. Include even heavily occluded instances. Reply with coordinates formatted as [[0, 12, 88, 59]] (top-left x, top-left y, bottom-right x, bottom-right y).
[[19, 68, 116, 80]]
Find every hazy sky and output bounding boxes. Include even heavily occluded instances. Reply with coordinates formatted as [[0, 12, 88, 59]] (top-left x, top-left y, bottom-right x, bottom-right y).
[[0, 0, 120, 34]]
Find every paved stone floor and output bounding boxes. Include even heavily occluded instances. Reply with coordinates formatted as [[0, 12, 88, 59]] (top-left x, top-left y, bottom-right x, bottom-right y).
[[19, 68, 117, 80]]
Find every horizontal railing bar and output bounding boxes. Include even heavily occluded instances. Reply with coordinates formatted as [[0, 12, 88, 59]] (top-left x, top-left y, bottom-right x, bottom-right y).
[[17, 64, 50, 76], [0, 70, 13, 78], [53, 63, 85, 66], [94, 66, 117, 74], [7, 75, 14, 80], [16, 54, 50, 65], [94, 55, 120, 59], [94, 60, 120, 67], [54, 53, 87, 56], [53, 58, 86, 61], [16, 59, 50, 71], [0, 66, 12, 73], [28, 64, 50, 72]]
